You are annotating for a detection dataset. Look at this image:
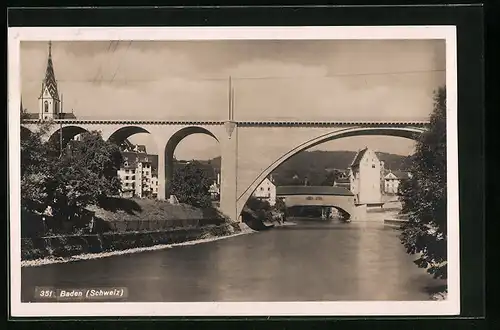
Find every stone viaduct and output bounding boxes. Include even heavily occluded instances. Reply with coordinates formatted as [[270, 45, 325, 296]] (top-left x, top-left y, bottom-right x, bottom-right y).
[[21, 119, 428, 222]]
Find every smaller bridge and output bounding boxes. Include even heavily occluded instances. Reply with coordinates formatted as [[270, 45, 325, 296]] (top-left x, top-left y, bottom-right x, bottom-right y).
[[276, 186, 367, 221]]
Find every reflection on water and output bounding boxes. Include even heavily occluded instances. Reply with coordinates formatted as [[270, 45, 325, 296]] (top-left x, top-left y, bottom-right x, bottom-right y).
[[21, 218, 445, 302]]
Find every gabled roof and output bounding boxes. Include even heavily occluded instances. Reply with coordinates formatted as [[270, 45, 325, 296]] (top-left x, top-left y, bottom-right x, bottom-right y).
[[276, 185, 354, 196], [384, 170, 411, 180], [350, 147, 369, 167]]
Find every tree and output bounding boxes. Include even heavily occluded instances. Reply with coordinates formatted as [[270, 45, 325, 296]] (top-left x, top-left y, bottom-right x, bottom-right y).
[[170, 161, 212, 208], [321, 170, 339, 186], [20, 125, 123, 232], [243, 196, 273, 221], [398, 86, 447, 279], [20, 121, 55, 214], [44, 131, 123, 222]]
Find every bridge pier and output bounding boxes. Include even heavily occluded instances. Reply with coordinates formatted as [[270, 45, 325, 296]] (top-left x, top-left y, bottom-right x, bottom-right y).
[[157, 147, 166, 200], [219, 121, 238, 222]]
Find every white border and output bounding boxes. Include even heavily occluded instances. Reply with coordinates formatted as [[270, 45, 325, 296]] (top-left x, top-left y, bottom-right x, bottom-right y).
[[8, 26, 459, 317]]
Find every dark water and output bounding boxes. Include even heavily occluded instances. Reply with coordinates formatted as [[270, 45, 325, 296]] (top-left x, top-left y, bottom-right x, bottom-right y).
[[21, 219, 445, 302]]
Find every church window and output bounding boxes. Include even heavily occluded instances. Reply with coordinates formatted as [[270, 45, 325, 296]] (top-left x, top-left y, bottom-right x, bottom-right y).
[[44, 101, 49, 113], [372, 164, 376, 168]]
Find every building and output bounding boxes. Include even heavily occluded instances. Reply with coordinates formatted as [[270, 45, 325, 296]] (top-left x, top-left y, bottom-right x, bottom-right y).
[[348, 147, 383, 205], [151, 172, 159, 197], [252, 175, 277, 206], [209, 173, 221, 200], [118, 151, 159, 199], [333, 178, 351, 189], [22, 41, 77, 121], [384, 170, 412, 194]]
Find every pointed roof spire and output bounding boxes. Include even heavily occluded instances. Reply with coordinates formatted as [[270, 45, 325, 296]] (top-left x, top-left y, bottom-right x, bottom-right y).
[[39, 40, 60, 101]]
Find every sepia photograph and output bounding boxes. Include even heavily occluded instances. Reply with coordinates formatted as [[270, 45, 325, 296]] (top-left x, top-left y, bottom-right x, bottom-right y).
[[9, 26, 459, 317]]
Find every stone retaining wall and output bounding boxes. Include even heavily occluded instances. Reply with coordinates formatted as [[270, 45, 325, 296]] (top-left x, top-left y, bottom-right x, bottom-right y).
[[21, 223, 240, 261]]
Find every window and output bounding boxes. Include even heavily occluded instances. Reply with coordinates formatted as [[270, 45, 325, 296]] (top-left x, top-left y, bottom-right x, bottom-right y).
[[44, 101, 49, 113], [268, 188, 271, 191], [124, 162, 128, 167], [372, 164, 376, 168], [260, 187, 264, 191]]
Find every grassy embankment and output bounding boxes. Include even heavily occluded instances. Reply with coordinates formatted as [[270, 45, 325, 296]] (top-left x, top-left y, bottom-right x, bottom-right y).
[[21, 197, 243, 262]]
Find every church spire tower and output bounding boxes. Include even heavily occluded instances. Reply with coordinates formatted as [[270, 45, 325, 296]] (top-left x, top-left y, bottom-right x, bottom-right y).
[[38, 41, 61, 120]]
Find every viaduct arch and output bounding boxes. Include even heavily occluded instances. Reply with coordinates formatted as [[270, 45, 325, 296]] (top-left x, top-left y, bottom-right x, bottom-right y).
[[164, 126, 219, 197], [236, 126, 425, 218]]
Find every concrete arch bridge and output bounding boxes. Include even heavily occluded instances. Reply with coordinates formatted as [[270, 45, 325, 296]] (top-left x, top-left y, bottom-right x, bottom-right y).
[[21, 119, 428, 222]]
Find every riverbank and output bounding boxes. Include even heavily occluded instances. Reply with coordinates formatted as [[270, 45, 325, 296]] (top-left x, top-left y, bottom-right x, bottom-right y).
[[21, 223, 255, 267]]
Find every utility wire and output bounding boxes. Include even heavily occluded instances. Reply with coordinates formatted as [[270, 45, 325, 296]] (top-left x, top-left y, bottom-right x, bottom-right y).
[[93, 41, 120, 84], [110, 41, 133, 84], [25, 69, 446, 83]]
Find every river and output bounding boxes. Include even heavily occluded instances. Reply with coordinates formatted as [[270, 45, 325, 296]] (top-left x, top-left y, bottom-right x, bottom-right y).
[[21, 217, 445, 302]]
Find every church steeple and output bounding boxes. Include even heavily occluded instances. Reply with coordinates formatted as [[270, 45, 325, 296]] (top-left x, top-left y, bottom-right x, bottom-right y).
[[38, 41, 61, 120], [43, 41, 60, 101]]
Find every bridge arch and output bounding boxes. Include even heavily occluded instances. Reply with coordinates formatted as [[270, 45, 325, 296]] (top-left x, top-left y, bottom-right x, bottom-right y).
[[287, 204, 352, 220], [47, 125, 90, 149], [164, 126, 220, 198], [330, 206, 351, 220], [237, 126, 425, 217], [107, 126, 151, 145]]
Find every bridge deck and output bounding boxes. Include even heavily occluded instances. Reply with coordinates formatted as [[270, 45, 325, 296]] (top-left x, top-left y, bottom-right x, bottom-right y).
[[21, 119, 430, 127]]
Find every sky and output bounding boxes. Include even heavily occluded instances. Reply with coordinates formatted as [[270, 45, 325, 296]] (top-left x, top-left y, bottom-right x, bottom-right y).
[[20, 39, 446, 159]]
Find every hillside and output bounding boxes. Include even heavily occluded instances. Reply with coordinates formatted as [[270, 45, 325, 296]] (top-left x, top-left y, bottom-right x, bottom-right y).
[[199, 150, 411, 186]]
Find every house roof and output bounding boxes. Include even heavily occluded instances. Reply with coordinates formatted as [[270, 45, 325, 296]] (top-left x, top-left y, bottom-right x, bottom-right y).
[[22, 113, 40, 120], [350, 147, 369, 167], [384, 170, 411, 180], [21, 112, 77, 120], [121, 152, 158, 171], [276, 185, 354, 196], [58, 112, 77, 119]]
